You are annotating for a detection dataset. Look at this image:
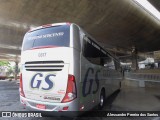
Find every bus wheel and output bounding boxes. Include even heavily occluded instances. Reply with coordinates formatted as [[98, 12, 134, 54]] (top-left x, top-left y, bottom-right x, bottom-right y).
[[98, 89, 105, 110]]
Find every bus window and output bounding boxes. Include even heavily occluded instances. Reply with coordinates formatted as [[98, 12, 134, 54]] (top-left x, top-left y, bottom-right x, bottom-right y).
[[82, 36, 105, 66], [22, 25, 70, 51], [104, 57, 115, 70]]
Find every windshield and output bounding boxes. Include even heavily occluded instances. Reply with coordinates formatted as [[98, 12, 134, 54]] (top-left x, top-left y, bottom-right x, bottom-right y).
[[22, 25, 70, 51]]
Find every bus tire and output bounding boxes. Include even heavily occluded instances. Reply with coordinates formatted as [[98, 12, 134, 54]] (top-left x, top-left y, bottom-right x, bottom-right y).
[[98, 89, 105, 110]]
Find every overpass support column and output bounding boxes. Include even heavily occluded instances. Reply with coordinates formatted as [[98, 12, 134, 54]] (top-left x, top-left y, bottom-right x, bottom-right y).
[[131, 46, 138, 70]]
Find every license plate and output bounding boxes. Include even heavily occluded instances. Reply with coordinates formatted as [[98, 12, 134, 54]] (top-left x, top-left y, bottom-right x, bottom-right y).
[[36, 104, 46, 109]]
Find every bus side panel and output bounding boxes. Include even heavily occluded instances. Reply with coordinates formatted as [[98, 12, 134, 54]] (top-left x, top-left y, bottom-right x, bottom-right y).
[[111, 70, 122, 92], [80, 56, 96, 111], [70, 24, 81, 111], [110, 61, 122, 92], [80, 56, 114, 111]]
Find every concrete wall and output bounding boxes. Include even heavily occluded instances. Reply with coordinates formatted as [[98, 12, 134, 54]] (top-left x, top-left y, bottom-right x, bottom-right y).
[[123, 72, 160, 88]]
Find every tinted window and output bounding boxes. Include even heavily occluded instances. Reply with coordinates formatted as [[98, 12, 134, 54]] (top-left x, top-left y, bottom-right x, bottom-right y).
[[22, 25, 70, 51], [104, 57, 115, 70], [83, 36, 107, 66], [82, 36, 118, 69]]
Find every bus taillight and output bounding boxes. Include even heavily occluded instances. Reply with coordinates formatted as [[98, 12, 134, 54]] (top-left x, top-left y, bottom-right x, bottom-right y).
[[19, 73, 25, 97], [62, 74, 77, 103]]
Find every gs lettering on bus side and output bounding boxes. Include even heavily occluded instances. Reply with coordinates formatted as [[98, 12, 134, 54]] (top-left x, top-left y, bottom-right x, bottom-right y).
[[82, 67, 100, 97], [30, 73, 55, 90]]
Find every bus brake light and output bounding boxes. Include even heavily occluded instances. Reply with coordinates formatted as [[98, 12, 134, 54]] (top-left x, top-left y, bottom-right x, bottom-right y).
[[61, 75, 77, 103], [19, 73, 25, 97]]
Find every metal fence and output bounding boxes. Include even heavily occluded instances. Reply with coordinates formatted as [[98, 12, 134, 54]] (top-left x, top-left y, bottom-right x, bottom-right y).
[[124, 72, 160, 87], [125, 72, 160, 82]]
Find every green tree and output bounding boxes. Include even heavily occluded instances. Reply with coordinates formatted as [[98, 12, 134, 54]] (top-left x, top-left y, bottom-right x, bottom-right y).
[[6, 66, 14, 76], [0, 61, 11, 78], [0, 61, 10, 67], [0, 61, 10, 72]]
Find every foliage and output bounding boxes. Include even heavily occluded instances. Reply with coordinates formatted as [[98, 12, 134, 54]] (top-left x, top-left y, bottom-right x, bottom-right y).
[[6, 67, 14, 76], [0, 61, 11, 77], [0, 61, 20, 77], [0, 61, 10, 67]]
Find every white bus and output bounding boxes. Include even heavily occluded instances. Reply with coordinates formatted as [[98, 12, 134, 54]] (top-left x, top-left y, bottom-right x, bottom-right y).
[[20, 22, 122, 116]]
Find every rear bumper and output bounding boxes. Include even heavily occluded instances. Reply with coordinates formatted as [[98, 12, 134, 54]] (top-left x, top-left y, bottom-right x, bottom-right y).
[[20, 96, 79, 117]]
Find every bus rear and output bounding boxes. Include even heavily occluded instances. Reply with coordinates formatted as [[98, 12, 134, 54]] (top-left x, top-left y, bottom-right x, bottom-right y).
[[20, 23, 80, 114]]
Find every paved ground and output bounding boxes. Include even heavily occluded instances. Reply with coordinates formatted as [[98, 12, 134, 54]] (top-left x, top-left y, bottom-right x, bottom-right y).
[[0, 80, 160, 120], [111, 86, 160, 111]]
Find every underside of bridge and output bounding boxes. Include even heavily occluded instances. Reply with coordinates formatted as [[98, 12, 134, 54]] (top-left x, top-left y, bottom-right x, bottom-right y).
[[0, 0, 160, 61]]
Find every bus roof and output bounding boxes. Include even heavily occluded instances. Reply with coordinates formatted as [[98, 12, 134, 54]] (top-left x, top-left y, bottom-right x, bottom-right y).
[[28, 22, 71, 33]]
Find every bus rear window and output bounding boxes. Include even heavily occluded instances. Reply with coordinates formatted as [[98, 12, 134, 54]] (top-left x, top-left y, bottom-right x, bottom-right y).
[[22, 25, 70, 51]]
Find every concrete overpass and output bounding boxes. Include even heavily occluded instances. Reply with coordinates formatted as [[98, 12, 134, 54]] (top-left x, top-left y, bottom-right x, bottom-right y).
[[0, 1, 160, 112], [0, 0, 160, 61]]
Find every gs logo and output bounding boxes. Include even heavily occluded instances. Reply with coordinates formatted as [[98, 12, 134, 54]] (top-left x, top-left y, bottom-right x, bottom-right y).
[[82, 68, 100, 97], [30, 73, 55, 90]]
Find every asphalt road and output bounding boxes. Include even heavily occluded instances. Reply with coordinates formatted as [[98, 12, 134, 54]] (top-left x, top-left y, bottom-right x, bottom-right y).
[[0, 80, 159, 120]]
